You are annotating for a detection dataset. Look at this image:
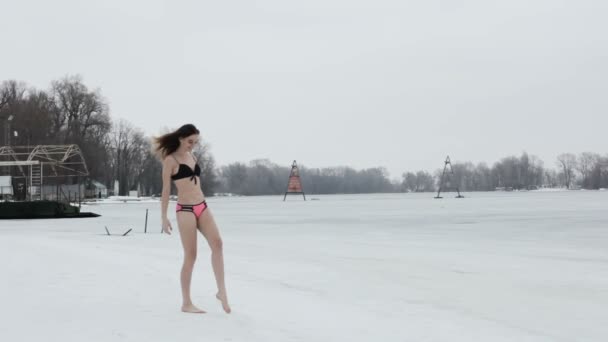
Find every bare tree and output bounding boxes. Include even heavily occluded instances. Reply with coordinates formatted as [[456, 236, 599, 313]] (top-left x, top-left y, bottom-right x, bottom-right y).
[[556, 153, 577, 189], [192, 142, 218, 196], [402, 171, 435, 192], [110, 119, 148, 195], [50, 75, 109, 144], [544, 169, 559, 188], [576, 152, 600, 189], [219, 163, 248, 194], [402, 172, 417, 192], [0, 80, 28, 145], [16, 90, 58, 145], [0, 80, 27, 111]]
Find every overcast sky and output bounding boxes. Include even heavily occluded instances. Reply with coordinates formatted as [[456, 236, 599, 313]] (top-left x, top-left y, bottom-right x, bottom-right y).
[[1, 0, 606, 178]]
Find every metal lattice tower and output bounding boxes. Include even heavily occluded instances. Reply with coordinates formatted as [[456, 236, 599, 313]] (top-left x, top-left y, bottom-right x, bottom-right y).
[[435, 156, 464, 199], [283, 160, 306, 201]]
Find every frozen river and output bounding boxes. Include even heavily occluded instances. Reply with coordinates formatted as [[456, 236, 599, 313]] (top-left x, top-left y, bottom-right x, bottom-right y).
[[1, 191, 607, 341]]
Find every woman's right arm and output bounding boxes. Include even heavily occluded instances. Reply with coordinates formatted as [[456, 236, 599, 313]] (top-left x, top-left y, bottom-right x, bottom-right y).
[[161, 157, 174, 234]]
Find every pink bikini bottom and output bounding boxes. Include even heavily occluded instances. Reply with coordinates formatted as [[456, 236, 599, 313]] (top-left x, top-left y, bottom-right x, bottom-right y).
[[176, 200, 208, 218]]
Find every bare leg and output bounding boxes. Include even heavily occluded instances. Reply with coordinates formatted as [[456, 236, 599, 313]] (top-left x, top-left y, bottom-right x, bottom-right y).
[[198, 209, 231, 313], [176, 211, 206, 313]]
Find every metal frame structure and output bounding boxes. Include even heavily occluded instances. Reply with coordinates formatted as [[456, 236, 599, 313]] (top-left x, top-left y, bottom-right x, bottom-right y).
[[435, 156, 464, 199], [0, 145, 89, 201], [283, 160, 306, 201]]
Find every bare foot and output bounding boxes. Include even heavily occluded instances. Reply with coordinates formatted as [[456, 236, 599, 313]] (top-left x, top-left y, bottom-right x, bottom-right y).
[[181, 303, 206, 314], [216, 292, 232, 314]]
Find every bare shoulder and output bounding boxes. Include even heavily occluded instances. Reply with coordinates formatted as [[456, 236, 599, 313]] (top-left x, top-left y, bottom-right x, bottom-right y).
[[162, 155, 177, 167]]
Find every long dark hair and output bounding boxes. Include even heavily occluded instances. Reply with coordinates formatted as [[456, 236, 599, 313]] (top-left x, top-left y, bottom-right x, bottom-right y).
[[154, 124, 200, 158]]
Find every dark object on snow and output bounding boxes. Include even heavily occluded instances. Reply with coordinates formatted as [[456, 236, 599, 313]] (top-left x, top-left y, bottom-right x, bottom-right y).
[[0, 200, 100, 219]]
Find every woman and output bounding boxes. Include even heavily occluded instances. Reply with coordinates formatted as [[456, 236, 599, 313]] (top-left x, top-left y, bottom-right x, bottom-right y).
[[156, 124, 231, 314]]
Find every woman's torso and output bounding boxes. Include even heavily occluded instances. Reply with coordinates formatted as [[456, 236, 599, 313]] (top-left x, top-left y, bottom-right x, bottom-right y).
[[170, 154, 205, 204]]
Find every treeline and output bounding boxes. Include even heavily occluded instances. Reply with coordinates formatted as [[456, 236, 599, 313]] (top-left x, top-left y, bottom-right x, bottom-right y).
[[218, 160, 395, 195], [407, 152, 608, 192], [2, 77, 607, 197], [218, 152, 608, 196], [0, 77, 217, 196]]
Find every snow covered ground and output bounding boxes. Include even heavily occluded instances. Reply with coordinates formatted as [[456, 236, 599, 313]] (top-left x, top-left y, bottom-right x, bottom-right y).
[[1, 191, 607, 342]]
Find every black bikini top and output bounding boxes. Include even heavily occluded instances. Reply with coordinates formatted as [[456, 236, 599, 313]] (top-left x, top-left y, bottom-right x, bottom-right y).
[[171, 154, 201, 184]]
